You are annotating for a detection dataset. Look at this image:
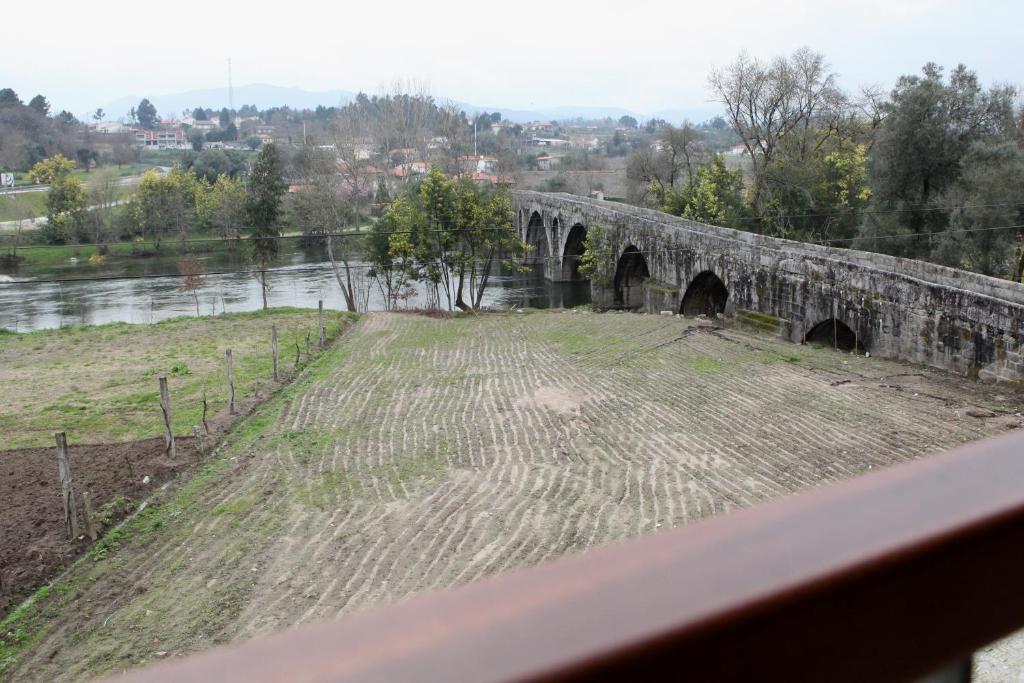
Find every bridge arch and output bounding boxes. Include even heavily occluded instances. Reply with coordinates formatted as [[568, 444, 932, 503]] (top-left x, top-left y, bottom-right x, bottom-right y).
[[804, 318, 865, 353], [614, 245, 649, 310], [525, 212, 549, 265], [681, 271, 729, 317], [561, 224, 588, 281]]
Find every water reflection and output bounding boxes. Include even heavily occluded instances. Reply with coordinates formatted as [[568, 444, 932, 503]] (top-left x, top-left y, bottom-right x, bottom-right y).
[[0, 250, 591, 332]]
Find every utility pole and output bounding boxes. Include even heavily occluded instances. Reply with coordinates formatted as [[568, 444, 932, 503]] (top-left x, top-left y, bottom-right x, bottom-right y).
[[473, 118, 478, 157]]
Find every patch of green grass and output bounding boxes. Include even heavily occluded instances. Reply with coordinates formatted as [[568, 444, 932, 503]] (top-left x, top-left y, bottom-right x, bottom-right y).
[[392, 321, 467, 350], [737, 310, 783, 334], [274, 427, 338, 464], [0, 586, 48, 675], [1, 308, 358, 449], [169, 361, 191, 376], [683, 356, 731, 374], [0, 192, 46, 222], [212, 495, 257, 516], [96, 496, 133, 527]]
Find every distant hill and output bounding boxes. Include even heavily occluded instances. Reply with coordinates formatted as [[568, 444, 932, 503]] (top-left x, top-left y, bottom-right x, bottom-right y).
[[97, 83, 721, 126]]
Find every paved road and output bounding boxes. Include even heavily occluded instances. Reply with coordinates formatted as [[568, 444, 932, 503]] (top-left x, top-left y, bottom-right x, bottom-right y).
[[0, 200, 130, 233], [0, 167, 167, 197]]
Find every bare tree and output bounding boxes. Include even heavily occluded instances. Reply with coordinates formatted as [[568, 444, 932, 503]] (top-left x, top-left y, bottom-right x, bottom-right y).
[[292, 145, 360, 311], [659, 123, 706, 190], [178, 256, 206, 316], [84, 167, 120, 245], [708, 47, 846, 223]]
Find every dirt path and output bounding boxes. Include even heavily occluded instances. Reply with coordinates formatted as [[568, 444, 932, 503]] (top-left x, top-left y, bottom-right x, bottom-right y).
[[4, 311, 1022, 680]]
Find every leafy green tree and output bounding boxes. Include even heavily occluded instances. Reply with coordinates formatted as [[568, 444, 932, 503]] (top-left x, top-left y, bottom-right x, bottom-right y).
[[189, 129, 205, 152], [578, 223, 616, 288], [130, 167, 198, 245], [29, 155, 86, 243], [191, 149, 234, 182], [55, 110, 78, 126], [195, 174, 247, 238], [27, 154, 76, 184], [868, 63, 1017, 255], [661, 155, 746, 227], [931, 142, 1024, 277], [28, 95, 50, 116], [417, 168, 457, 307], [367, 196, 421, 309], [43, 174, 87, 243], [0, 88, 21, 107], [618, 115, 638, 129], [136, 98, 158, 130], [449, 179, 523, 309], [246, 143, 286, 309], [75, 147, 98, 172]]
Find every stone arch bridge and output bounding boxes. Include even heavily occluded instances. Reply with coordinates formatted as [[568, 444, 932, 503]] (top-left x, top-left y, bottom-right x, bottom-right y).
[[512, 190, 1024, 382]]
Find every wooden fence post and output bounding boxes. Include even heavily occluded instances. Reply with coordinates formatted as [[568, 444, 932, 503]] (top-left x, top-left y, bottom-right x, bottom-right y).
[[226, 349, 236, 414], [272, 324, 279, 381], [54, 432, 79, 540], [81, 491, 98, 541], [318, 300, 326, 347], [193, 425, 205, 458], [159, 376, 175, 458]]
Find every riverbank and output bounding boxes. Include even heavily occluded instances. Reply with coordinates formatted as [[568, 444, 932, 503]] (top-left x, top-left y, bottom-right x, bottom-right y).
[[0, 307, 356, 624]]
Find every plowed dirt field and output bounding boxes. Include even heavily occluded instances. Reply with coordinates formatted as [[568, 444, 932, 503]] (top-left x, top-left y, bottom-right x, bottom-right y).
[[3, 310, 1021, 681]]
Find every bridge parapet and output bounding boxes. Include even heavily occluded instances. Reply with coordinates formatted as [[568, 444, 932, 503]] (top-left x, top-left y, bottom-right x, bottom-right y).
[[512, 190, 1024, 382]]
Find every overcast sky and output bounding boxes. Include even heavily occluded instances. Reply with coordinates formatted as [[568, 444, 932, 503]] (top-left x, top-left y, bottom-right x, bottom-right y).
[[4, 0, 1021, 115]]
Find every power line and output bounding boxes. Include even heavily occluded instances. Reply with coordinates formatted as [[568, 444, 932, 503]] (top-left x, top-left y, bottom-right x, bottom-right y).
[[811, 223, 1024, 245], [728, 200, 1024, 224]]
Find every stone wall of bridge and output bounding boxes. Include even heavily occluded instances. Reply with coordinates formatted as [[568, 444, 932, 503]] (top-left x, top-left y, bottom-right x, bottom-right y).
[[512, 190, 1024, 382]]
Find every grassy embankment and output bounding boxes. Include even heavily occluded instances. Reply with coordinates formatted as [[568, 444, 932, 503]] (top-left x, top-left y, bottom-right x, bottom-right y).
[[0, 307, 356, 450], [0, 193, 46, 222], [1, 236, 316, 272]]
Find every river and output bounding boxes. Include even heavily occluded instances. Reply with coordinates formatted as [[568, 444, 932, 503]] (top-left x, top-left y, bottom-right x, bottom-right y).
[[0, 247, 591, 332]]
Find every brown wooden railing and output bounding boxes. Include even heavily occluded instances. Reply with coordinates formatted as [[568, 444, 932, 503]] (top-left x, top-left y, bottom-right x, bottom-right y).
[[119, 430, 1024, 682]]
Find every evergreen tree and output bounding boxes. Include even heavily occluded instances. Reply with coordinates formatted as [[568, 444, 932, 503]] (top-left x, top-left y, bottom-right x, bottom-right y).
[[246, 143, 286, 308]]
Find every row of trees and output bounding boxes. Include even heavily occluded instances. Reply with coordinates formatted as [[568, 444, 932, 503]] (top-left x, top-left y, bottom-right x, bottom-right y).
[[627, 50, 1024, 280]]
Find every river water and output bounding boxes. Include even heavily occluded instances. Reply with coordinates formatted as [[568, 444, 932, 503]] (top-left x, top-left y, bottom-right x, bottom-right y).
[[0, 247, 591, 332]]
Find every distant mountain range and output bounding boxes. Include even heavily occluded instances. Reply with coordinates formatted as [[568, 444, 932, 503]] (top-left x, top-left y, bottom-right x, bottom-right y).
[[97, 83, 721, 126]]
